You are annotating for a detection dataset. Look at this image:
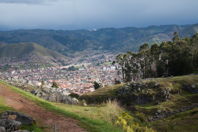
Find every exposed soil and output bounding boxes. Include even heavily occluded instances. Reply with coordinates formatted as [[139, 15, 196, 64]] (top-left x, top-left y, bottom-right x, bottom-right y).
[[0, 83, 87, 132]]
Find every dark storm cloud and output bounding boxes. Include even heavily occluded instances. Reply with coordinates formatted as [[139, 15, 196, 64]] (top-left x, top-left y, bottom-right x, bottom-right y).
[[0, 0, 198, 29]]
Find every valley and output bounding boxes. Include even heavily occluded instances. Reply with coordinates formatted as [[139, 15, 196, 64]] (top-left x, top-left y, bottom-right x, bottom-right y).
[[0, 24, 198, 132], [0, 23, 198, 96], [0, 51, 121, 95], [1, 0, 198, 131]]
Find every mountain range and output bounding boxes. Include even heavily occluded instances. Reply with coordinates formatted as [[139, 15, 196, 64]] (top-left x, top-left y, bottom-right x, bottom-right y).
[[0, 23, 198, 66]]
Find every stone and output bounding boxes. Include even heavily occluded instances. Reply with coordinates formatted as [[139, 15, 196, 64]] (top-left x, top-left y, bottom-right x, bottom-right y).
[[14, 130, 30, 132], [0, 127, 6, 132], [157, 110, 161, 113], [0, 119, 21, 132], [192, 84, 196, 88], [183, 84, 198, 93], [1, 111, 35, 125]]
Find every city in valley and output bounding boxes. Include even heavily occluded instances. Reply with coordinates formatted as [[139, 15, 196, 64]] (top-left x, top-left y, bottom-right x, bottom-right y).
[[0, 52, 121, 95]]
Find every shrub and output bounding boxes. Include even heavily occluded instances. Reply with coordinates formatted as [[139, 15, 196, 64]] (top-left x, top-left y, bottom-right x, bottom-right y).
[[52, 81, 59, 88], [115, 112, 155, 132], [69, 93, 80, 99], [101, 100, 123, 124], [93, 81, 101, 90]]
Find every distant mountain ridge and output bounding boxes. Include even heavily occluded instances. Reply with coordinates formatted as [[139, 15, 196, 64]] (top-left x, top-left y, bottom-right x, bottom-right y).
[[0, 43, 68, 67], [0, 23, 198, 55]]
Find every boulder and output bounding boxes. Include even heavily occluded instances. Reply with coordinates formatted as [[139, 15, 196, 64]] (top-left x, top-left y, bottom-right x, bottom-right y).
[[0, 127, 6, 132], [14, 130, 30, 132], [30, 86, 79, 104], [1, 111, 35, 125], [182, 84, 198, 93], [0, 119, 21, 132], [116, 82, 171, 105]]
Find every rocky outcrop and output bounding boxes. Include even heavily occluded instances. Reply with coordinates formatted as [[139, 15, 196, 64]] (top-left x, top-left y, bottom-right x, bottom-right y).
[[0, 119, 21, 132], [14, 130, 30, 132], [182, 84, 198, 93], [82, 81, 171, 105], [31, 87, 79, 105], [0, 111, 34, 132], [116, 82, 171, 105], [1, 111, 35, 125], [148, 104, 198, 121], [0, 126, 6, 132], [7, 80, 79, 105]]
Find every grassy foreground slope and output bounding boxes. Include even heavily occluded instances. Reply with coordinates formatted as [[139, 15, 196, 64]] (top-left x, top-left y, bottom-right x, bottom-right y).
[[151, 107, 198, 132], [1, 75, 197, 132], [0, 91, 43, 131], [0, 81, 122, 132], [81, 75, 198, 132]]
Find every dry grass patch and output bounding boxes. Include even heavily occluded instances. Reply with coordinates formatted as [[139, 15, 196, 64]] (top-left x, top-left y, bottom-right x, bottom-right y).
[[55, 100, 124, 125]]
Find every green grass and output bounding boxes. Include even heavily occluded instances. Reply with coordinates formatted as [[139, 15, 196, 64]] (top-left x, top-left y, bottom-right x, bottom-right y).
[[134, 93, 198, 119], [0, 81, 123, 132], [131, 75, 198, 131], [88, 75, 198, 97], [55, 100, 124, 125], [151, 108, 198, 132], [21, 125, 43, 132], [81, 84, 124, 104], [0, 96, 13, 113], [134, 75, 198, 112], [82, 75, 198, 104], [80, 75, 198, 132], [1, 75, 198, 132], [145, 75, 198, 91], [85, 84, 124, 96]]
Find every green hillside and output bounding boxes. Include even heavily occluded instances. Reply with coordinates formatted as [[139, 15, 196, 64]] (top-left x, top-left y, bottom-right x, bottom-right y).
[[0, 24, 198, 55], [81, 75, 198, 131], [0, 43, 60, 58], [0, 43, 68, 66], [81, 75, 198, 103], [1, 72, 198, 131], [0, 81, 123, 132]]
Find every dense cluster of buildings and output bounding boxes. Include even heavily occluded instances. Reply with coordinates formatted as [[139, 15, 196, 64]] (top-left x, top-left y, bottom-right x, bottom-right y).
[[0, 60, 121, 95]]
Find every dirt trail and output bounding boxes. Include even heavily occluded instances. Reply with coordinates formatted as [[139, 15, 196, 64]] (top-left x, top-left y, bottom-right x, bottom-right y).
[[0, 83, 87, 132]]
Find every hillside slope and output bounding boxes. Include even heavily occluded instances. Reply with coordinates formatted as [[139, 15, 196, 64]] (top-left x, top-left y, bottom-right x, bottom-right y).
[[0, 24, 198, 54], [0, 43, 69, 67], [0, 82, 86, 132], [81, 75, 198, 131], [0, 81, 122, 132]]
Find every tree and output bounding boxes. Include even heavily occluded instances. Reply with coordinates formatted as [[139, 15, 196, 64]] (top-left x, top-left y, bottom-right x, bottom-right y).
[[115, 32, 198, 80], [114, 78, 121, 84], [69, 93, 80, 99], [139, 43, 149, 52], [168, 40, 194, 75], [52, 81, 59, 88], [116, 54, 126, 81], [93, 81, 101, 90], [67, 66, 78, 71], [172, 32, 179, 42], [40, 80, 44, 88], [151, 44, 160, 57]]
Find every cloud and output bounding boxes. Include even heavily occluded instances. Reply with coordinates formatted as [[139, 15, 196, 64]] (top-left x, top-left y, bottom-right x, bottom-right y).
[[0, 0, 198, 29]]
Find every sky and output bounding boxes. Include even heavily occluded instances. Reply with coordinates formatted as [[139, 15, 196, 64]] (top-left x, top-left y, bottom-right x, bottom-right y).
[[0, 0, 198, 30]]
